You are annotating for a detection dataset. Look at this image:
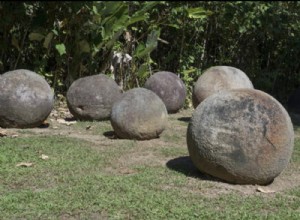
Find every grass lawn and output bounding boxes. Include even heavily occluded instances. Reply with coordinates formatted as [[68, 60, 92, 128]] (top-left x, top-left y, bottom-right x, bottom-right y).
[[0, 107, 300, 219]]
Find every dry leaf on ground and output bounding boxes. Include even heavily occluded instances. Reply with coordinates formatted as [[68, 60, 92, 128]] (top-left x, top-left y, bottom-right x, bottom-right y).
[[16, 162, 34, 167], [0, 129, 8, 137], [0, 129, 18, 138], [57, 118, 77, 126], [40, 154, 49, 160], [256, 187, 276, 193], [86, 125, 93, 130]]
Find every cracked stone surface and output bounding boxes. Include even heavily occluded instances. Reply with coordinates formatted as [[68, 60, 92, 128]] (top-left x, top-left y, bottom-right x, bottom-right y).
[[187, 88, 294, 185], [0, 69, 54, 128]]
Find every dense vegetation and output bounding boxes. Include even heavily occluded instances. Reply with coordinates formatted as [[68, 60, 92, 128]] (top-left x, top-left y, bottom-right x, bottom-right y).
[[1, 1, 300, 105]]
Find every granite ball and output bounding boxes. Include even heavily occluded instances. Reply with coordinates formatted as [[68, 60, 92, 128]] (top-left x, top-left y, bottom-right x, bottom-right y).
[[0, 69, 54, 128], [67, 74, 122, 121], [187, 89, 294, 185], [192, 66, 254, 108], [111, 88, 168, 140], [144, 71, 186, 113]]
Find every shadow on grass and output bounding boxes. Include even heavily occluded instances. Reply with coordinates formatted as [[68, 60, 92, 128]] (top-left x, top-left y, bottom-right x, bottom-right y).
[[103, 130, 118, 139], [166, 156, 226, 183], [38, 123, 50, 128], [177, 117, 191, 123]]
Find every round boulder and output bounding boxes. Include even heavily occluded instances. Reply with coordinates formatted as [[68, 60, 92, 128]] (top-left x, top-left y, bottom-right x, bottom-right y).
[[67, 74, 122, 121], [192, 66, 254, 108], [144, 71, 186, 113], [111, 88, 168, 140], [187, 89, 294, 185], [287, 87, 300, 114], [0, 69, 54, 128]]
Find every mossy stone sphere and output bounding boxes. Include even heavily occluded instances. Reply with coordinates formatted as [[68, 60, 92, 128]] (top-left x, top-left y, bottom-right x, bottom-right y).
[[192, 66, 253, 108], [187, 89, 294, 185], [67, 74, 122, 121], [144, 71, 186, 113], [111, 88, 168, 140], [0, 69, 54, 128]]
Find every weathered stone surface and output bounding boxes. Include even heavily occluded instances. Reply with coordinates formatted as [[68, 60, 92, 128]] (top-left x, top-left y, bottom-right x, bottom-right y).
[[67, 74, 122, 121], [287, 87, 300, 114], [144, 71, 186, 113], [111, 88, 168, 140], [0, 69, 54, 128], [192, 66, 254, 108], [187, 89, 294, 185]]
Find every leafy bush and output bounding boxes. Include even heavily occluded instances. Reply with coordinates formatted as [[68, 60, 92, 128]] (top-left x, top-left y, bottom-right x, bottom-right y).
[[1, 1, 300, 104]]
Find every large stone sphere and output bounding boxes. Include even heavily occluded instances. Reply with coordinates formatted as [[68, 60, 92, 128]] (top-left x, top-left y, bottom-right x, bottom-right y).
[[0, 69, 54, 128], [111, 88, 168, 140], [192, 66, 254, 108], [287, 87, 300, 114], [144, 71, 186, 113], [67, 74, 122, 121], [187, 89, 294, 185]]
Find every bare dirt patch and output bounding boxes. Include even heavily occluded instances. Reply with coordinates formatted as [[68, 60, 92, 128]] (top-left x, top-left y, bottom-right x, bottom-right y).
[[1, 101, 300, 198]]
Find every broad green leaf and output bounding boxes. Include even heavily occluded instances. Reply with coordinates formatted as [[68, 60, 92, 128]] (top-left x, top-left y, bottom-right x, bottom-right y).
[[79, 40, 90, 53], [92, 5, 98, 14], [128, 14, 148, 26], [137, 63, 149, 78], [52, 29, 58, 36], [11, 36, 20, 51], [43, 32, 54, 49], [134, 29, 160, 59], [183, 68, 197, 75], [133, 43, 146, 58], [187, 7, 212, 19], [28, 32, 45, 41], [133, 1, 161, 16], [55, 43, 66, 56]]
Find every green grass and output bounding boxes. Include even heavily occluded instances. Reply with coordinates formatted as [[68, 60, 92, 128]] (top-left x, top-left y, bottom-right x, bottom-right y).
[[0, 119, 300, 219]]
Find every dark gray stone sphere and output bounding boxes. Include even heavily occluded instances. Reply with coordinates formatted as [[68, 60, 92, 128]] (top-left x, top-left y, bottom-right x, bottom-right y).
[[192, 66, 253, 108], [111, 88, 168, 140], [67, 74, 122, 121], [144, 71, 186, 113], [187, 89, 294, 185], [287, 87, 300, 114], [0, 69, 54, 128]]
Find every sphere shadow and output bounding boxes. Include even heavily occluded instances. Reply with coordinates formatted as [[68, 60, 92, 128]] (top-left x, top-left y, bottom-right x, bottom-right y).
[[177, 117, 191, 123], [103, 130, 118, 139], [166, 156, 226, 183]]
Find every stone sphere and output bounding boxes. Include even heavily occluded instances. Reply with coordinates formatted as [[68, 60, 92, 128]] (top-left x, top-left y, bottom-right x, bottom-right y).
[[187, 89, 294, 185], [192, 66, 254, 108], [0, 69, 54, 128], [287, 87, 300, 114], [67, 74, 122, 121], [144, 71, 186, 113], [111, 88, 168, 140]]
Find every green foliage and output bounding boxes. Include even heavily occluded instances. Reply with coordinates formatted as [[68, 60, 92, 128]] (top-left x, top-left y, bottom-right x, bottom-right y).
[[1, 1, 300, 104]]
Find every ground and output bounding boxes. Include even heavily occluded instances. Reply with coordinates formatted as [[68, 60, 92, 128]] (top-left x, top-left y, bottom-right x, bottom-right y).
[[2, 99, 300, 197]]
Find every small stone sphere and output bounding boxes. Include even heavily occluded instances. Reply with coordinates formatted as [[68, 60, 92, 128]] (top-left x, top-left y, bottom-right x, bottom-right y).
[[0, 69, 54, 128], [66, 74, 122, 121], [187, 89, 294, 185], [192, 66, 254, 108], [144, 71, 186, 113], [110, 88, 168, 140]]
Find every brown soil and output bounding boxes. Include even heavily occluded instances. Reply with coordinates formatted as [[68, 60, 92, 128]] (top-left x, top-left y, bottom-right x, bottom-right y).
[[1, 100, 300, 198]]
